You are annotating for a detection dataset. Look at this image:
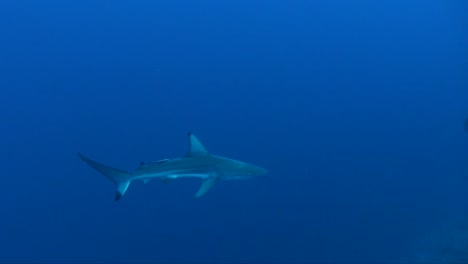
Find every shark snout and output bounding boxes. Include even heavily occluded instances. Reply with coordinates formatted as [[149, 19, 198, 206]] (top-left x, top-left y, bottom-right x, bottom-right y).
[[250, 166, 268, 176]]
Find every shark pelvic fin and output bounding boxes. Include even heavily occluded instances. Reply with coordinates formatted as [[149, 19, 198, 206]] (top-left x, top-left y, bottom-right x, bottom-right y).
[[185, 133, 208, 157], [194, 177, 218, 198], [161, 177, 172, 184]]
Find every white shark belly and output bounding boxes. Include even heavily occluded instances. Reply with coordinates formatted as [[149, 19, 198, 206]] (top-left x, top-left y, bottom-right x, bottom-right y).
[[137, 170, 212, 181], [166, 173, 211, 179]]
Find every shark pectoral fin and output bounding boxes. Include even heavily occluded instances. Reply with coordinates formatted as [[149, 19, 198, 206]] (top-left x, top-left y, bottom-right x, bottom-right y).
[[194, 178, 218, 198]]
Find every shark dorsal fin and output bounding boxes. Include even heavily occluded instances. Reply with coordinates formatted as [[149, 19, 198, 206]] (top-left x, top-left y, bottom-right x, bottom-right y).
[[186, 133, 208, 157]]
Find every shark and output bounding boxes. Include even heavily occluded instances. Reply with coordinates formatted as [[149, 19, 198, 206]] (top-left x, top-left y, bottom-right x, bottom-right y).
[[78, 133, 268, 201]]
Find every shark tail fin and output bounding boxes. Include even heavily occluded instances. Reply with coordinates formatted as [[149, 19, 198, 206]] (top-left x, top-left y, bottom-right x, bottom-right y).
[[78, 153, 133, 201]]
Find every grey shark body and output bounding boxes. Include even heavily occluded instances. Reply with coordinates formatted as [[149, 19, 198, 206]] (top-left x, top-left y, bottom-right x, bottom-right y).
[[78, 133, 268, 200]]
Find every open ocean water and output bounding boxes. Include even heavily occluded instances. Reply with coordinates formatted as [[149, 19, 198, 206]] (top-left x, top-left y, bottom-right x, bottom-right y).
[[0, 0, 467, 263]]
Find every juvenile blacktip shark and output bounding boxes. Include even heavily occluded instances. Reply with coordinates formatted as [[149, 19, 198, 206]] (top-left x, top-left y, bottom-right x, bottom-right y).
[[78, 133, 268, 201]]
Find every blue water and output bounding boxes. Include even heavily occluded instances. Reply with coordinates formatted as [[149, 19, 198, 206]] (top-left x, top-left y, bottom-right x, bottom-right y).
[[0, 0, 467, 262]]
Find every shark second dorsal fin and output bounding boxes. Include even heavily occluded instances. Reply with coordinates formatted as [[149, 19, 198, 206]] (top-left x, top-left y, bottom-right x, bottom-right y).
[[185, 133, 208, 157]]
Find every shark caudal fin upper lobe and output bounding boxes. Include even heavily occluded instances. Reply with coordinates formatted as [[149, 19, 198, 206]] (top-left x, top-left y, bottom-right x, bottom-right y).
[[78, 153, 133, 201]]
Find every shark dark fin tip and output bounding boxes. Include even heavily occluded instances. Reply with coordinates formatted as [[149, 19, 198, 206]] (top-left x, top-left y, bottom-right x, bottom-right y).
[[115, 192, 122, 201], [77, 152, 88, 161]]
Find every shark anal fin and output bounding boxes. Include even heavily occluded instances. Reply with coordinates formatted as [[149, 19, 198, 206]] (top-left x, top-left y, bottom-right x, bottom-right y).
[[162, 177, 172, 184], [141, 178, 151, 184], [194, 177, 218, 198]]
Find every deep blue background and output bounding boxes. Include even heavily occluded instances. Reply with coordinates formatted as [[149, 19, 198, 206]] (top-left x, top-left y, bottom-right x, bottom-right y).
[[0, 0, 467, 262]]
